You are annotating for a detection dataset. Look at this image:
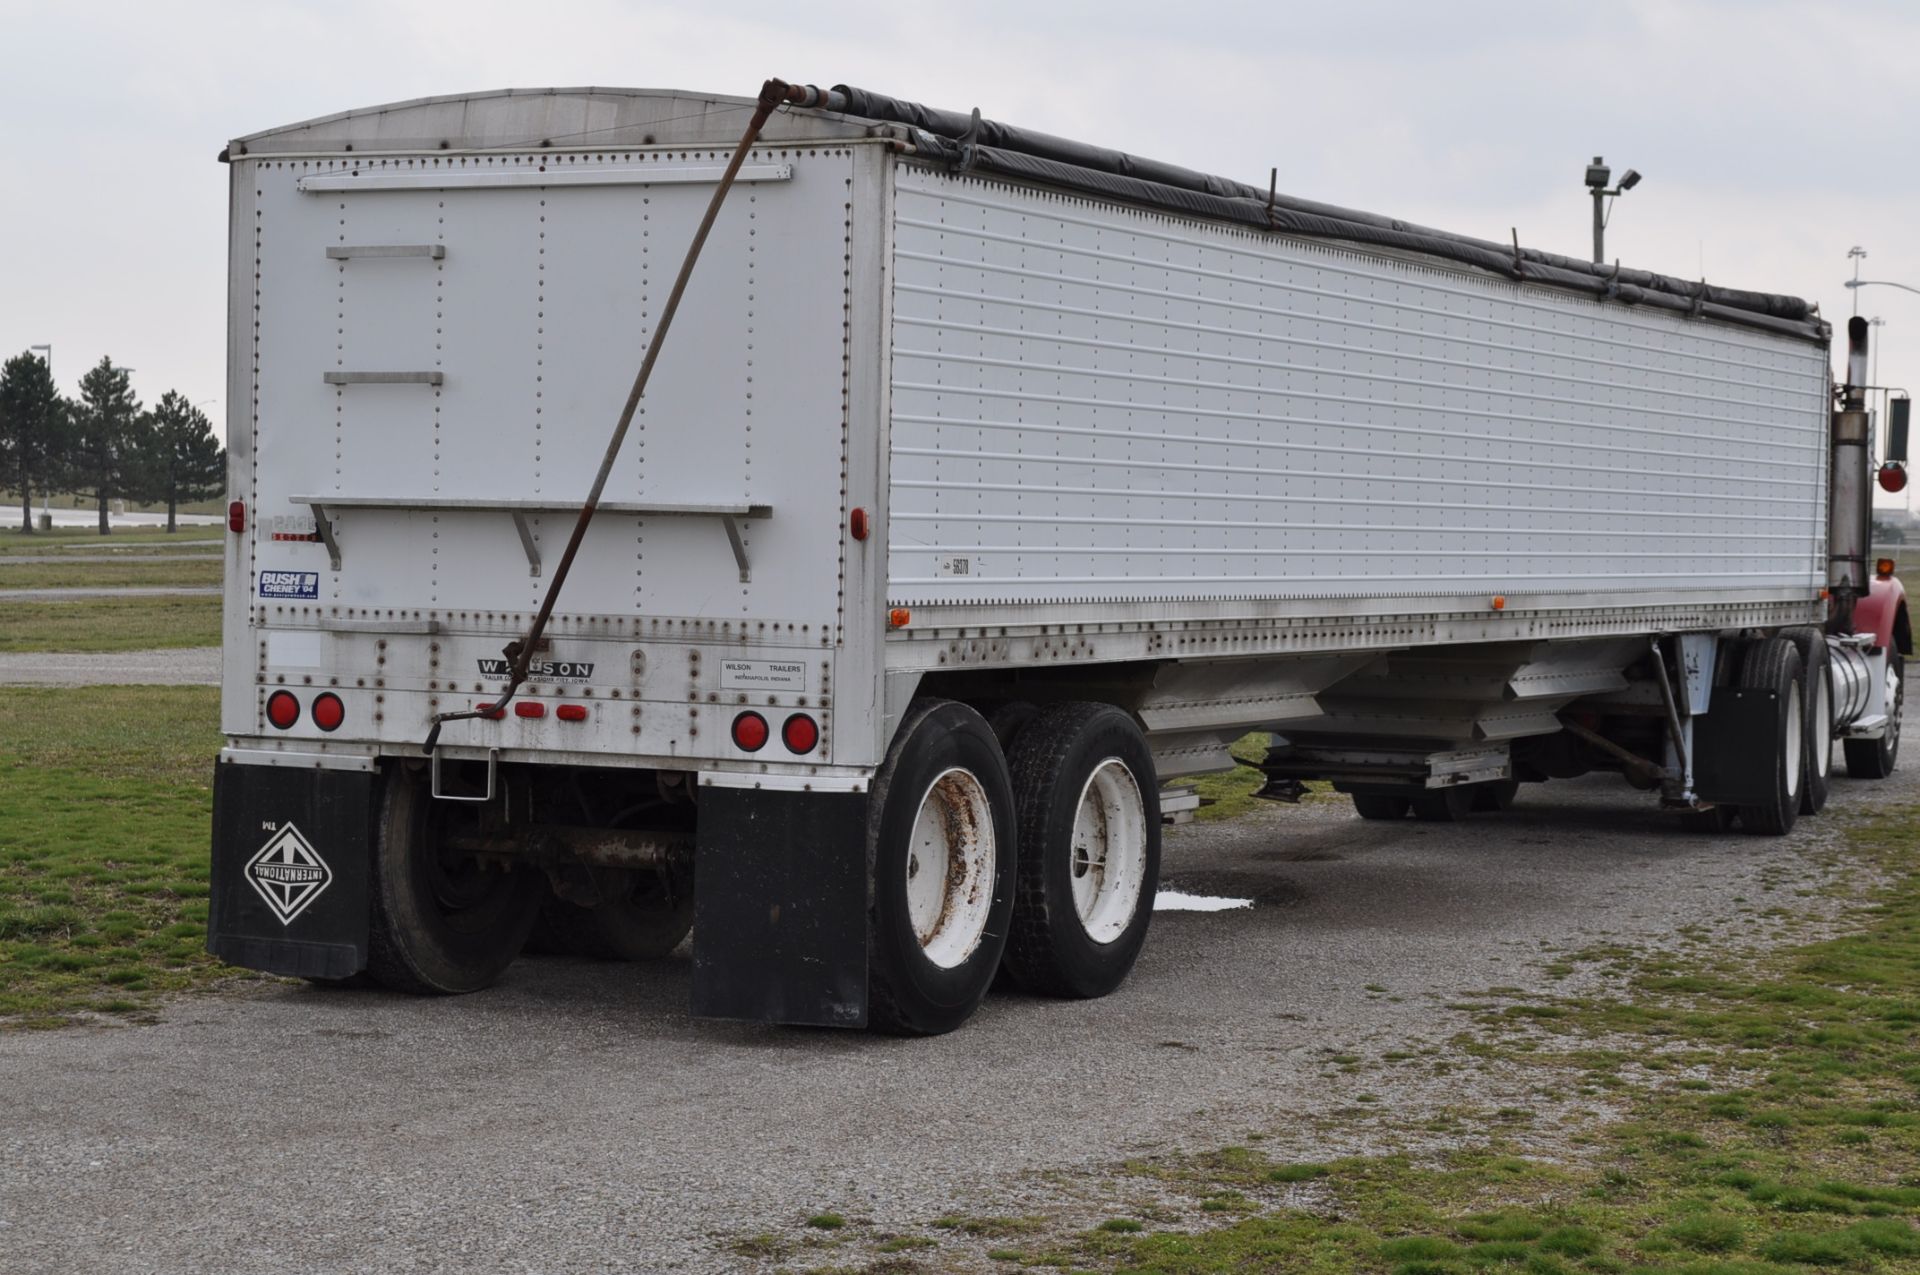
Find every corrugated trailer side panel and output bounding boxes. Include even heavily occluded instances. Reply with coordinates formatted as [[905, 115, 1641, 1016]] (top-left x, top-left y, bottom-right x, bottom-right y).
[[885, 165, 1830, 612]]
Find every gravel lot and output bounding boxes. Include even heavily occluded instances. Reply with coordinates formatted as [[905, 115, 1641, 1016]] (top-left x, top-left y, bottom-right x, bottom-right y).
[[0, 768, 1905, 1274]]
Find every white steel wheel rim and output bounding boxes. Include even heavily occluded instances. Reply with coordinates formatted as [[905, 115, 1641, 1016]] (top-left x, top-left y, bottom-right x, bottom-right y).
[[1067, 758, 1149, 945], [1814, 676, 1832, 779], [904, 767, 997, 969], [1784, 682, 1803, 800]]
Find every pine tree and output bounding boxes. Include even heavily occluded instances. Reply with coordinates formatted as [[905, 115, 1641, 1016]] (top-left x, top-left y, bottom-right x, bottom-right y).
[[68, 357, 142, 535], [140, 391, 226, 533], [0, 351, 66, 533]]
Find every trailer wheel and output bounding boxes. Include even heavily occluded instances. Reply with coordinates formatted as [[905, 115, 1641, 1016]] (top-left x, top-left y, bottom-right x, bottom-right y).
[[1472, 779, 1521, 812], [1736, 636, 1804, 836], [1410, 788, 1473, 822], [1350, 793, 1412, 821], [866, 700, 1017, 1035], [1789, 629, 1832, 814], [365, 765, 542, 995], [1001, 703, 1160, 999], [1843, 653, 1904, 779], [529, 870, 694, 961]]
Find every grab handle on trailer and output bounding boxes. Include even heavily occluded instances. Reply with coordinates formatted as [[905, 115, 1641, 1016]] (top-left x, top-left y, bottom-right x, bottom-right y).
[[430, 747, 498, 803]]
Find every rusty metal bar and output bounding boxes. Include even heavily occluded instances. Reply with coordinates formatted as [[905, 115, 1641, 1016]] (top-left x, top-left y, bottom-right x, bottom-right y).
[[1558, 716, 1667, 784], [423, 76, 801, 755]]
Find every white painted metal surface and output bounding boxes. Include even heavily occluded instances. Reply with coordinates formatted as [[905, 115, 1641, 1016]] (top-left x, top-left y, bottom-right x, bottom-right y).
[[221, 90, 1839, 779], [886, 166, 1831, 609], [226, 139, 886, 766]]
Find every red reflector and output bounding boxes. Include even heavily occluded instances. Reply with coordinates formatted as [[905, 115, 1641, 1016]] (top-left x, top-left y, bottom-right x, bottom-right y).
[[556, 704, 588, 722], [782, 713, 819, 754], [1879, 462, 1909, 494], [514, 701, 546, 718], [850, 507, 870, 541], [266, 691, 299, 730], [732, 711, 770, 752], [228, 500, 246, 533], [311, 692, 344, 732], [474, 701, 505, 721]]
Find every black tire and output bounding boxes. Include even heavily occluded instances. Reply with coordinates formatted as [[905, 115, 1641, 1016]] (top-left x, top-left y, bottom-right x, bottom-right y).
[[365, 765, 543, 994], [1002, 703, 1161, 999], [1472, 779, 1520, 812], [984, 700, 1040, 752], [1843, 653, 1903, 780], [866, 700, 1017, 1036], [1788, 629, 1832, 815], [1351, 792, 1412, 821], [1410, 788, 1473, 822], [1737, 636, 1804, 837], [528, 870, 694, 961]]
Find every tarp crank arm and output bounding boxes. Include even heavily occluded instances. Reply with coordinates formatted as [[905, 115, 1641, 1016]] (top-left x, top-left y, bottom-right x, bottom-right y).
[[423, 76, 801, 755]]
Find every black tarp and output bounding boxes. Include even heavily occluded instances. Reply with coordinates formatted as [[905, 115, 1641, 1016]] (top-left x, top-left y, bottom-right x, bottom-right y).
[[827, 85, 1826, 344]]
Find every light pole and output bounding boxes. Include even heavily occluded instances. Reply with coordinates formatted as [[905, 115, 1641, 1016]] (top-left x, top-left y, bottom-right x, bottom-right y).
[[1585, 156, 1642, 265], [27, 346, 52, 519], [1869, 317, 1884, 390], [1849, 246, 1868, 315]]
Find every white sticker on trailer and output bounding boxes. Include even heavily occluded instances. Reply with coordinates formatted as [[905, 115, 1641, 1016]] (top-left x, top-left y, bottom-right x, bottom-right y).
[[720, 659, 808, 691]]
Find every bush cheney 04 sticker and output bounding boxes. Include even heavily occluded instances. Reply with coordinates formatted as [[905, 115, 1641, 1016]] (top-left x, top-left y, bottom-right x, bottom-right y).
[[258, 570, 320, 600], [244, 823, 333, 924]]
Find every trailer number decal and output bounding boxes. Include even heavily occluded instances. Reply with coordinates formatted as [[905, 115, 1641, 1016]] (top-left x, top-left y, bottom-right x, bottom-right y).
[[243, 824, 333, 925], [476, 658, 594, 682], [720, 659, 807, 691], [258, 571, 320, 600]]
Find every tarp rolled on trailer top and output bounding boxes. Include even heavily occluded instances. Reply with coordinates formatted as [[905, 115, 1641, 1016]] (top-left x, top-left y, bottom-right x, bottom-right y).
[[824, 85, 1827, 346]]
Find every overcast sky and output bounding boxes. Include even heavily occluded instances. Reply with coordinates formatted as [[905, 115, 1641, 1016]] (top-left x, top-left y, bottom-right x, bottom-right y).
[[4, 0, 1915, 507]]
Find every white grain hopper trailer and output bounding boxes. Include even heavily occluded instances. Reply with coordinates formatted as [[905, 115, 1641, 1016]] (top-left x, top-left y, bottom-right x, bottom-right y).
[[208, 81, 1909, 1034]]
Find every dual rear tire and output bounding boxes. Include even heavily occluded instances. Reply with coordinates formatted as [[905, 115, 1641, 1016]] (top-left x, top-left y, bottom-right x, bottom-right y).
[[864, 699, 1160, 1035]]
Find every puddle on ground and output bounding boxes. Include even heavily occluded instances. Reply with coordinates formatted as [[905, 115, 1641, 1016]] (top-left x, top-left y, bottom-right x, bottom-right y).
[[1155, 890, 1254, 912]]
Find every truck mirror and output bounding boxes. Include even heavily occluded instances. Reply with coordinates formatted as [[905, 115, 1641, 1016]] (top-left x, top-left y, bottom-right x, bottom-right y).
[[1890, 397, 1911, 464]]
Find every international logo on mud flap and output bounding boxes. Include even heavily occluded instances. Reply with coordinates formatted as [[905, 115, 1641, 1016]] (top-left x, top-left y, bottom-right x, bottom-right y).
[[243, 824, 333, 924]]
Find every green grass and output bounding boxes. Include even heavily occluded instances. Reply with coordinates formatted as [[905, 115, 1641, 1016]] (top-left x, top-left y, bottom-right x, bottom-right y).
[[0, 557, 223, 589], [0, 685, 230, 1024], [924, 805, 1920, 1272], [0, 525, 223, 555], [1184, 733, 1272, 821], [0, 595, 223, 653]]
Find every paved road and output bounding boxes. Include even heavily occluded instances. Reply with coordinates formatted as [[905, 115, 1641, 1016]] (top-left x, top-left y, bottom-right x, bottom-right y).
[[0, 586, 221, 602], [0, 553, 220, 565], [0, 769, 1903, 1274], [0, 647, 221, 686]]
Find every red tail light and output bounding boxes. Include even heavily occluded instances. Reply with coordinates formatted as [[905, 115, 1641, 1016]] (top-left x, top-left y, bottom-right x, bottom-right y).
[[731, 711, 769, 752], [311, 692, 344, 732], [556, 704, 588, 722], [514, 701, 546, 718], [782, 713, 819, 754], [228, 500, 246, 533], [266, 691, 299, 730], [474, 701, 505, 721]]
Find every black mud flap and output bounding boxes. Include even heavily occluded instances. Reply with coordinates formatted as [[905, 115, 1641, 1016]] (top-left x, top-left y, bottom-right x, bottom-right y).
[[208, 762, 374, 980], [1692, 688, 1779, 805], [692, 786, 869, 1028]]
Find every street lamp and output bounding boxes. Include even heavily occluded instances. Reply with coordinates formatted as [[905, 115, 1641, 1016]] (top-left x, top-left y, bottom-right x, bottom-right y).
[[1869, 317, 1885, 389], [1845, 278, 1920, 299], [28, 343, 49, 380], [1585, 156, 1642, 265], [1849, 246, 1868, 315]]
